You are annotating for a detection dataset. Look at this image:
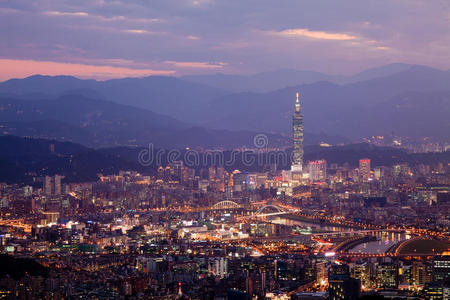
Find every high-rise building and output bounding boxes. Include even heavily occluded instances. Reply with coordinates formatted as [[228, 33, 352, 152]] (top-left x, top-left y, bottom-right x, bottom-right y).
[[44, 176, 52, 196], [308, 160, 327, 182], [208, 257, 228, 279], [423, 283, 450, 300], [413, 261, 433, 286], [43, 175, 63, 196], [433, 256, 450, 282], [351, 262, 370, 288], [376, 263, 398, 289], [291, 92, 304, 172], [359, 158, 371, 182], [169, 160, 183, 179], [328, 264, 360, 300], [54, 175, 62, 196]]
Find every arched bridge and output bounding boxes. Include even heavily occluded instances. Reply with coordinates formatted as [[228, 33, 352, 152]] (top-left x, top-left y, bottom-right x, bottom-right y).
[[231, 205, 287, 219], [191, 202, 290, 217], [255, 205, 285, 216], [211, 200, 241, 210]]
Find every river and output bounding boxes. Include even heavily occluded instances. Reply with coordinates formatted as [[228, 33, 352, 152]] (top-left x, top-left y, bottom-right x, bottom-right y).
[[272, 217, 411, 254]]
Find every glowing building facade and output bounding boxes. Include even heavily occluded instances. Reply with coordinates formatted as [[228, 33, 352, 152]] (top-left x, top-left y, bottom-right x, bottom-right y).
[[308, 160, 327, 182], [359, 158, 371, 182], [292, 92, 304, 172]]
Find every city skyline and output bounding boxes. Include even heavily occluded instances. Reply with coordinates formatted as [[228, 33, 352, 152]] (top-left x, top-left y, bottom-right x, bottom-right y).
[[0, 1, 448, 299]]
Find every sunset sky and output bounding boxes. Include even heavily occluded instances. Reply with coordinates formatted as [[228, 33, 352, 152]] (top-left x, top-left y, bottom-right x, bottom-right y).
[[0, 0, 449, 80]]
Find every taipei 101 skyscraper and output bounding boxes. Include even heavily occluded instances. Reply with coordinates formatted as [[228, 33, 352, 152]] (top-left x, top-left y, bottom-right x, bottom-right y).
[[291, 92, 304, 172]]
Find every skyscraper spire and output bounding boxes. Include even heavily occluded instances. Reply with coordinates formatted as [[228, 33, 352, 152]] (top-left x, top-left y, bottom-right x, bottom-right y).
[[292, 92, 304, 172]]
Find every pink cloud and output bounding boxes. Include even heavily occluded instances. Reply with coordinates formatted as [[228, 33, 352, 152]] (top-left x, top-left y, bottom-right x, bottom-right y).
[[269, 28, 357, 40]]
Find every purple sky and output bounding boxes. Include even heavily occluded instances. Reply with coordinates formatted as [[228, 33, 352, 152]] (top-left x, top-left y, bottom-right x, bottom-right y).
[[0, 0, 449, 80]]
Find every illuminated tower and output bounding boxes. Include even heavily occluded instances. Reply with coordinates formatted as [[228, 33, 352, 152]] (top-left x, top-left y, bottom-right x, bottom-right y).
[[291, 92, 304, 172], [359, 158, 371, 182]]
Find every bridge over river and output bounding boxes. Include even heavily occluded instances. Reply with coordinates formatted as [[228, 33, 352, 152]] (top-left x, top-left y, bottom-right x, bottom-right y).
[[272, 215, 411, 256]]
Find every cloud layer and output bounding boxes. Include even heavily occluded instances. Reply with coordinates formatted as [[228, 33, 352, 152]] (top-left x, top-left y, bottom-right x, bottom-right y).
[[0, 0, 448, 80], [269, 28, 357, 40]]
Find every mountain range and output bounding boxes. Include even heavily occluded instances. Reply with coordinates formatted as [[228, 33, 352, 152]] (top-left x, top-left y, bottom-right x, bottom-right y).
[[0, 75, 226, 123], [0, 95, 301, 149], [182, 63, 418, 93], [203, 66, 450, 138], [0, 63, 448, 149]]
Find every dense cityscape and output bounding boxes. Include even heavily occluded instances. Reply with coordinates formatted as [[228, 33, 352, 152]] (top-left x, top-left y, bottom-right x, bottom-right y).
[[0, 93, 448, 299]]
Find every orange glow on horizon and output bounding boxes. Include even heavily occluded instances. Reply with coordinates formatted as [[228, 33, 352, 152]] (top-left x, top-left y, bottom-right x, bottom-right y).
[[0, 59, 176, 81]]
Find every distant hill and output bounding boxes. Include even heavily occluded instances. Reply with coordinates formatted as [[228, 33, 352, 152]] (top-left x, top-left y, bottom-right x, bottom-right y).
[[362, 91, 450, 139], [1, 135, 447, 184], [0, 94, 349, 148], [0, 94, 187, 148], [182, 63, 418, 93], [303, 143, 450, 168], [343, 63, 416, 83], [204, 67, 450, 139], [0, 120, 94, 145], [0, 135, 141, 183], [182, 69, 337, 93], [0, 75, 228, 123]]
